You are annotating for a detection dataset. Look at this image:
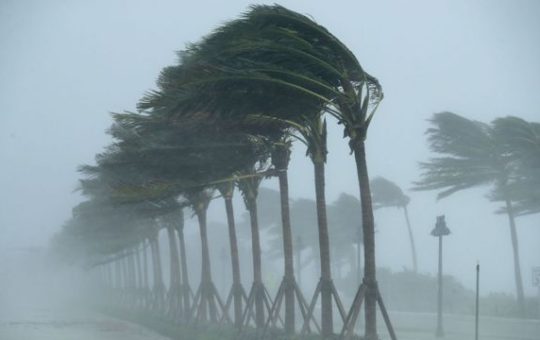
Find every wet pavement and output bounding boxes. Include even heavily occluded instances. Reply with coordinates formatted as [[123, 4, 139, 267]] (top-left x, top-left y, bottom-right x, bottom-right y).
[[378, 311, 540, 340], [0, 305, 170, 340], [0, 248, 169, 340]]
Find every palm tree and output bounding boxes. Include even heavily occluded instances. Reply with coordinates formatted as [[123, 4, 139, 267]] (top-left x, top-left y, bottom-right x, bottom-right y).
[[414, 112, 525, 313], [160, 210, 184, 319], [184, 188, 225, 322], [237, 162, 271, 329], [371, 177, 417, 272], [215, 180, 245, 329], [269, 139, 300, 333], [289, 116, 345, 336], [492, 117, 540, 215], [172, 207, 192, 320]]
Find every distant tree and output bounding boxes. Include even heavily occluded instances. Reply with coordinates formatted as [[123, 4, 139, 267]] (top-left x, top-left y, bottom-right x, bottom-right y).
[[371, 177, 417, 272], [266, 194, 364, 287], [238, 187, 282, 233], [414, 112, 525, 313], [328, 193, 363, 284], [266, 197, 319, 284]]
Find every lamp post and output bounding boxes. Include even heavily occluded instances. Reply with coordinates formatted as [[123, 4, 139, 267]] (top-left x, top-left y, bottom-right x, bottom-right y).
[[431, 215, 450, 337]]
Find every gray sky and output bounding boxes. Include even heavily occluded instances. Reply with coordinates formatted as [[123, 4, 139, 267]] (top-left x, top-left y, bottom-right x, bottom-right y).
[[1, 0, 539, 295]]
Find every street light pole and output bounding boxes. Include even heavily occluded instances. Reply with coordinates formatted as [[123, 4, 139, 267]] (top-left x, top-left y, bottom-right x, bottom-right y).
[[475, 263, 480, 340], [431, 215, 450, 338], [437, 234, 443, 336]]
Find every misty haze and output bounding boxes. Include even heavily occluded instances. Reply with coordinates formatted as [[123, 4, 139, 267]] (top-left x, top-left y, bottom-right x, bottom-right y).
[[1, 1, 539, 340]]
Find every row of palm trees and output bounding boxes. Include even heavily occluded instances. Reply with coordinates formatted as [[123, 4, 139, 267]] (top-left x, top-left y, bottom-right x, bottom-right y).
[[52, 5, 539, 340], [53, 5, 392, 340]]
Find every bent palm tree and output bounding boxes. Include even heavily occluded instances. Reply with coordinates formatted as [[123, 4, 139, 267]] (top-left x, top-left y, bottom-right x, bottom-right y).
[[371, 177, 417, 272], [414, 112, 525, 313], [237, 162, 272, 329], [216, 180, 246, 329], [492, 117, 540, 215]]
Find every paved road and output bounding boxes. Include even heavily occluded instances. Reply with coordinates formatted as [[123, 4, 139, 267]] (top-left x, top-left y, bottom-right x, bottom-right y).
[[375, 311, 540, 340], [0, 300, 170, 340], [0, 249, 170, 340]]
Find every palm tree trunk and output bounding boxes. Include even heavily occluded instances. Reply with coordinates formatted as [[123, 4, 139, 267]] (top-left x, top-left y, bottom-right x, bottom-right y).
[[154, 236, 165, 290], [195, 202, 217, 322], [223, 192, 243, 329], [278, 168, 296, 333], [313, 159, 333, 337], [109, 262, 114, 290], [143, 239, 150, 307], [135, 245, 143, 291], [151, 235, 165, 311], [272, 142, 296, 333], [167, 226, 181, 287], [114, 259, 121, 290], [150, 239, 157, 305], [131, 251, 137, 290], [403, 205, 418, 273], [121, 250, 129, 291], [128, 250, 136, 303], [176, 212, 191, 320], [167, 224, 182, 315], [134, 243, 143, 307], [504, 198, 525, 315], [104, 264, 109, 287], [353, 141, 378, 340], [247, 195, 265, 328]]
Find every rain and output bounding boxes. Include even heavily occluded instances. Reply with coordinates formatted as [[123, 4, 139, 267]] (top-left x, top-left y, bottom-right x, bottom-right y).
[[1, 1, 539, 339]]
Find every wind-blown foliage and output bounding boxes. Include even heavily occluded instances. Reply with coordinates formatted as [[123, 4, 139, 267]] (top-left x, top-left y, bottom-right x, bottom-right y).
[[491, 116, 540, 215], [371, 177, 410, 209], [414, 111, 530, 314], [414, 112, 503, 198]]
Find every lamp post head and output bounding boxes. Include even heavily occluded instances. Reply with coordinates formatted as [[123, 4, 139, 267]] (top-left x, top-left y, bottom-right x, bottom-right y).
[[431, 215, 451, 237]]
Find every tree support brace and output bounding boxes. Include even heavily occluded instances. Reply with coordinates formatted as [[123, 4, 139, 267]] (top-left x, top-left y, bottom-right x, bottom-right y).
[[339, 281, 397, 340]]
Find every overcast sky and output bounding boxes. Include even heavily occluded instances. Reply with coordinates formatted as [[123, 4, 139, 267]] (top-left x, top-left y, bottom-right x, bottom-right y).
[[1, 0, 539, 295]]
